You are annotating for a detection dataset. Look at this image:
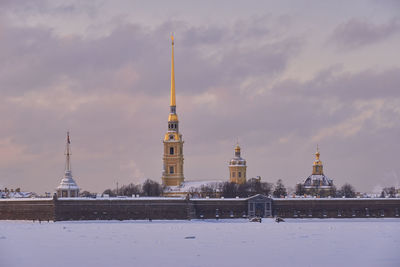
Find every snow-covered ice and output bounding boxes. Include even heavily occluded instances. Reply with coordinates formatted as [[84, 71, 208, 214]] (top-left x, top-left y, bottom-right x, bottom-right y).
[[0, 218, 399, 267]]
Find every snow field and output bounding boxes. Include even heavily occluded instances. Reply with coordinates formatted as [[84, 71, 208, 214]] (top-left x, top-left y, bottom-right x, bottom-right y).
[[0, 218, 399, 267]]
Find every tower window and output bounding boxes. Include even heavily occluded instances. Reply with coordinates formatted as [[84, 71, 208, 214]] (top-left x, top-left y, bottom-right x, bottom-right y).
[[238, 172, 241, 178], [169, 166, 174, 174], [232, 172, 235, 178], [170, 147, 174, 155], [169, 135, 174, 140]]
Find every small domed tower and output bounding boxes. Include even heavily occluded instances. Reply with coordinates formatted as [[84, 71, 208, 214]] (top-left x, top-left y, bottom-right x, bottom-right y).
[[312, 145, 324, 175], [303, 145, 333, 190], [56, 132, 80, 198], [229, 144, 247, 184]]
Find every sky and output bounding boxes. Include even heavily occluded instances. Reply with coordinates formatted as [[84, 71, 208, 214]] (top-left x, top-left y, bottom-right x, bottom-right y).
[[0, 0, 400, 194]]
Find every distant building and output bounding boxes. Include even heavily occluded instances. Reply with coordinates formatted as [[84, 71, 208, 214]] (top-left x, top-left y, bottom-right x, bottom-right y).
[[162, 35, 185, 188], [229, 144, 247, 184], [0, 188, 35, 198], [303, 146, 333, 192], [56, 132, 79, 197]]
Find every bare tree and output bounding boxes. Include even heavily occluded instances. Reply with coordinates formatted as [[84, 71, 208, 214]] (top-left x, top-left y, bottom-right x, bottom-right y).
[[273, 179, 287, 198], [80, 190, 92, 197], [120, 183, 141, 196], [199, 185, 218, 198], [102, 189, 116, 197], [221, 182, 238, 198], [142, 179, 162, 196], [381, 187, 396, 198], [337, 183, 356, 198], [295, 183, 306, 196]]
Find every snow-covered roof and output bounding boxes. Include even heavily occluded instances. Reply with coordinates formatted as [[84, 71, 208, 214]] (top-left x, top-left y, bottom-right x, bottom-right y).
[[164, 180, 223, 193], [0, 191, 36, 199], [229, 156, 246, 166], [303, 174, 333, 187], [57, 170, 79, 191], [0, 197, 50, 201]]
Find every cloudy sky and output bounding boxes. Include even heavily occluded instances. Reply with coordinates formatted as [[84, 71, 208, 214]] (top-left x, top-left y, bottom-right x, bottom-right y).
[[0, 0, 399, 194]]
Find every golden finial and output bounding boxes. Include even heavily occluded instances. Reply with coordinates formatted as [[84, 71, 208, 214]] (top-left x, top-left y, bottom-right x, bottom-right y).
[[315, 144, 320, 161], [234, 139, 241, 154]]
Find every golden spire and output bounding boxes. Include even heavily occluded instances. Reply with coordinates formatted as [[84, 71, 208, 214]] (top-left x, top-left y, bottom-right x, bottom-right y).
[[170, 34, 176, 107]]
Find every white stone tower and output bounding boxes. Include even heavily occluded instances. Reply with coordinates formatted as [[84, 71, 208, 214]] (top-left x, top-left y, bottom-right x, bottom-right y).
[[56, 132, 80, 197]]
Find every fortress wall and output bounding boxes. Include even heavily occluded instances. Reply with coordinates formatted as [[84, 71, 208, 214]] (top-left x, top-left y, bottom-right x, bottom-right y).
[[1, 197, 400, 221], [54, 199, 190, 221], [273, 199, 400, 218], [0, 199, 54, 221], [191, 199, 248, 219]]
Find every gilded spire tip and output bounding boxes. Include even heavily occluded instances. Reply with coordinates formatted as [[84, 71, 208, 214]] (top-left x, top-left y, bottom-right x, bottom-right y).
[[170, 34, 176, 107]]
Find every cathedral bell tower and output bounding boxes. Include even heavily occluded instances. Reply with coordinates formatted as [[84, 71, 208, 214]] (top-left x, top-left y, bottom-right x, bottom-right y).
[[229, 144, 247, 184], [162, 35, 185, 187]]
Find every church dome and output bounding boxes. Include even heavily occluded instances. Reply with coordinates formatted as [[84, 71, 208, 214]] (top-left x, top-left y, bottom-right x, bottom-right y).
[[229, 144, 246, 166]]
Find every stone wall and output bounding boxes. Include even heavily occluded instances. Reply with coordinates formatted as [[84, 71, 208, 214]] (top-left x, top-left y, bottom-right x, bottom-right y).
[[54, 198, 190, 221], [0, 199, 54, 221], [1, 197, 400, 221], [191, 199, 248, 219], [273, 199, 400, 218]]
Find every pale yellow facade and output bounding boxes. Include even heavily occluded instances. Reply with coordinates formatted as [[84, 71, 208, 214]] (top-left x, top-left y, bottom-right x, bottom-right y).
[[162, 138, 184, 186], [229, 145, 247, 184]]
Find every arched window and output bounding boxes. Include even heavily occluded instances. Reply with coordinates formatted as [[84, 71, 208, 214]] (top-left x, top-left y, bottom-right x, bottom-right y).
[[170, 147, 174, 155], [169, 166, 174, 174]]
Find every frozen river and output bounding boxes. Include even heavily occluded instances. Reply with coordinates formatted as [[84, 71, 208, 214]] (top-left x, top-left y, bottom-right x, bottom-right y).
[[1, 218, 399, 267]]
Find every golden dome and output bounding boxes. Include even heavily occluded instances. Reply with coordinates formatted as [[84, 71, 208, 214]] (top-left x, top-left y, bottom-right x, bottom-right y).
[[235, 144, 240, 153]]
